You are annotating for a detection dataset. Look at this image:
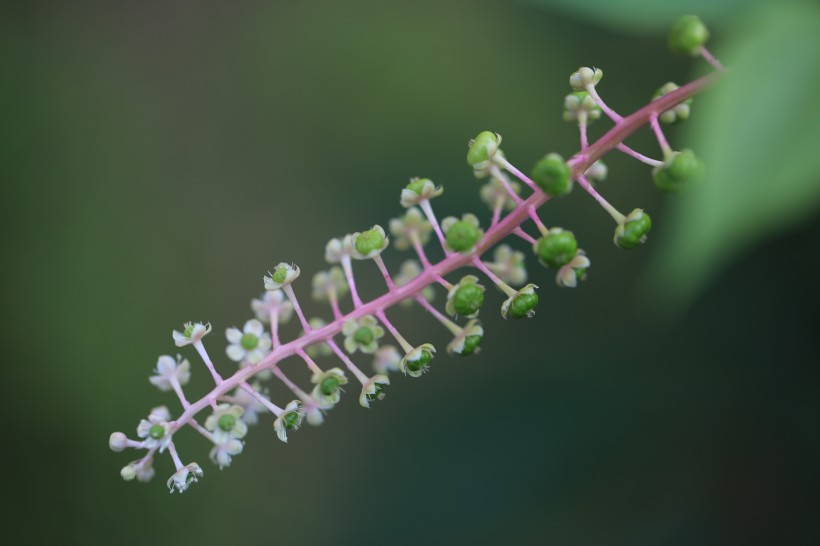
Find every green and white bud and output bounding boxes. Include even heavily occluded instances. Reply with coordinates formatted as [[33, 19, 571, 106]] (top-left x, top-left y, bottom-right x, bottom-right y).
[[311, 367, 349, 406], [399, 343, 436, 378], [531, 153, 572, 196], [442, 213, 484, 254], [668, 15, 709, 56], [400, 177, 444, 208], [445, 275, 486, 318], [563, 91, 602, 123], [614, 209, 652, 249], [352, 225, 389, 260], [359, 374, 390, 408], [264, 263, 301, 291], [569, 67, 603, 91], [467, 131, 501, 177], [501, 284, 539, 320], [534, 228, 578, 268], [652, 82, 693, 124], [447, 319, 484, 356], [652, 149, 704, 192]]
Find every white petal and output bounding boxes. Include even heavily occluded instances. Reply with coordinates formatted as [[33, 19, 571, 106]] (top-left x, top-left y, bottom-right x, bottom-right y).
[[226, 344, 245, 362], [225, 327, 242, 344], [245, 319, 264, 337]]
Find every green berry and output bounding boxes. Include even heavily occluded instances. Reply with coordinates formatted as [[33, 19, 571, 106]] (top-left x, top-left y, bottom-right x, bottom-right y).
[[467, 131, 499, 167], [653, 149, 704, 192], [668, 15, 709, 56], [355, 228, 385, 255], [535, 230, 578, 268], [240, 333, 259, 350], [353, 326, 374, 346], [460, 335, 482, 356], [320, 376, 340, 396], [217, 414, 236, 432], [407, 350, 432, 373], [509, 292, 539, 319], [445, 221, 481, 253], [531, 154, 572, 196], [453, 284, 484, 316], [148, 424, 165, 439], [182, 323, 195, 338], [615, 210, 652, 249], [283, 411, 300, 429]]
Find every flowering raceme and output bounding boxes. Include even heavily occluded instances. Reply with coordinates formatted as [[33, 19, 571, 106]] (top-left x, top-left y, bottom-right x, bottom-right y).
[[109, 16, 723, 493]]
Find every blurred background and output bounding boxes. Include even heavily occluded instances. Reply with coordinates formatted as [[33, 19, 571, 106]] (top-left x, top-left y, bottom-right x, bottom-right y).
[[2, 1, 818, 545]]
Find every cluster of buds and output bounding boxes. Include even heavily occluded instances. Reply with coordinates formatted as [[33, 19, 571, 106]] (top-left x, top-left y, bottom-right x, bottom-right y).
[[110, 15, 722, 493]]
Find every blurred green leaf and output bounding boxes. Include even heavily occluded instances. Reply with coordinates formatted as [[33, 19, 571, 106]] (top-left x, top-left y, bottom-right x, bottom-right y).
[[650, 1, 820, 307], [523, 0, 769, 30]]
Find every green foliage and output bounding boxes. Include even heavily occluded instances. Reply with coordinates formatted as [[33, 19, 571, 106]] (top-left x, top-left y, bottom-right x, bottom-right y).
[[651, 1, 820, 306]]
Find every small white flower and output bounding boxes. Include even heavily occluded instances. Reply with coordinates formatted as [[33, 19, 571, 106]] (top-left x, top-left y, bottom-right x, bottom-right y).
[[400, 177, 443, 208], [389, 207, 432, 250], [351, 225, 389, 260], [311, 367, 348, 406], [487, 245, 527, 286], [359, 374, 390, 408], [263, 262, 300, 291], [372, 345, 401, 374], [447, 319, 484, 356], [273, 400, 305, 443], [204, 404, 248, 443], [342, 315, 385, 354], [167, 462, 203, 494], [556, 250, 590, 288], [225, 319, 271, 364], [209, 437, 244, 470], [399, 343, 436, 378], [229, 384, 266, 426], [311, 267, 349, 301], [172, 321, 211, 347], [394, 260, 434, 307], [251, 290, 294, 324], [480, 178, 520, 212], [324, 235, 354, 264], [149, 355, 191, 392], [136, 406, 173, 452]]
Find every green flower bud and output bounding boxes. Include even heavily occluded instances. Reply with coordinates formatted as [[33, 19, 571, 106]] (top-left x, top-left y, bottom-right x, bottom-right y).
[[531, 153, 572, 196], [563, 91, 602, 123], [460, 335, 482, 356], [452, 284, 485, 317], [569, 67, 603, 90], [614, 209, 652, 249], [535, 229, 578, 268], [668, 15, 709, 56], [272, 266, 287, 284], [445, 220, 482, 253], [652, 149, 704, 192], [355, 228, 386, 255], [406, 177, 431, 196], [217, 414, 236, 432], [509, 292, 539, 319], [406, 349, 432, 373], [283, 411, 300, 429], [182, 323, 195, 339], [320, 376, 340, 396], [467, 131, 500, 168]]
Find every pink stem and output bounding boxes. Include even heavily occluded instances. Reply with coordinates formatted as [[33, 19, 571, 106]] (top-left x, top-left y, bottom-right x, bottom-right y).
[[514, 227, 538, 245], [187, 419, 213, 441], [585, 84, 623, 122], [269, 308, 281, 348], [471, 256, 515, 297], [435, 274, 453, 290], [167, 441, 184, 470], [375, 309, 413, 353], [580, 120, 589, 149], [326, 339, 370, 385], [192, 340, 223, 385], [575, 174, 624, 223], [168, 376, 190, 409], [699, 46, 725, 72], [373, 255, 396, 290], [329, 293, 343, 321], [649, 114, 672, 155], [240, 381, 282, 416], [495, 156, 539, 193], [490, 199, 503, 228], [282, 285, 310, 331], [340, 255, 363, 307], [415, 295, 460, 335], [410, 232, 433, 268], [418, 199, 448, 254], [615, 143, 663, 167], [297, 349, 323, 375], [272, 367, 311, 400]]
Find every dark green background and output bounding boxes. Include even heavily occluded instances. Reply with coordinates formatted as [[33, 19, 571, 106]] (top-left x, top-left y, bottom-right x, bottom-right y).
[[2, 1, 817, 545]]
